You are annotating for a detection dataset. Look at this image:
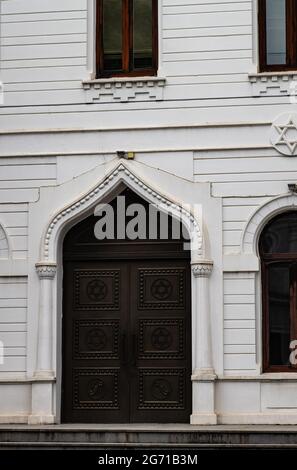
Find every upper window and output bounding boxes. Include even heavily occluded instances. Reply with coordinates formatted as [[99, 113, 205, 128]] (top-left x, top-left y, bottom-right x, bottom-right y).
[[259, 0, 297, 71], [96, 0, 158, 78], [260, 212, 297, 372]]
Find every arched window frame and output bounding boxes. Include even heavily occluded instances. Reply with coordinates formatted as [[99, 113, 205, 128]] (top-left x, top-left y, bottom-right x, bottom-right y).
[[260, 212, 297, 372]]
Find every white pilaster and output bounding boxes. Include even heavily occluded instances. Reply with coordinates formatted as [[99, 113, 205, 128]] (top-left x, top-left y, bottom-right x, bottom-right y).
[[191, 260, 217, 425], [29, 262, 57, 425], [34, 262, 57, 378]]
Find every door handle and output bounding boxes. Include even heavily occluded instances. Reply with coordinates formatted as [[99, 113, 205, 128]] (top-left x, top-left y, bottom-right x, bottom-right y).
[[120, 333, 128, 366]]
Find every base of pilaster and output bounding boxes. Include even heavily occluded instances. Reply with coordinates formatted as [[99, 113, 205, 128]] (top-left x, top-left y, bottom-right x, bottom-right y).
[[31, 381, 54, 424], [190, 413, 217, 425], [191, 376, 217, 425], [28, 414, 55, 425]]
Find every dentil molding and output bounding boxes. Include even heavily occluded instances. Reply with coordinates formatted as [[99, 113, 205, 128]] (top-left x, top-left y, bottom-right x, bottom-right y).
[[248, 72, 297, 97], [82, 77, 166, 103]]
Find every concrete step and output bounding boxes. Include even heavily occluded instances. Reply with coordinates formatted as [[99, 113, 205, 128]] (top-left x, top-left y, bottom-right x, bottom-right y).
[[0, 425, 297, 449]]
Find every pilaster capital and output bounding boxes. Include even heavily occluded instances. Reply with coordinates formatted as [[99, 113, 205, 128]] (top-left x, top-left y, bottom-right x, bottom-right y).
[[191, 260, 213, 278], [36, 262, 57, 280]]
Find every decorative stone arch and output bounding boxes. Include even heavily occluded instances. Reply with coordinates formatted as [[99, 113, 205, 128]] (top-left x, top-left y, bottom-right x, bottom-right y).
[[32, 162, 216, 426], [41, 163, 204, 262], [242, 193, 297, 255], [0, 224, 10, 259]]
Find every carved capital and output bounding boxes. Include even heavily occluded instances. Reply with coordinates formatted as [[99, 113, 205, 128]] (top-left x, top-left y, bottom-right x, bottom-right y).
[[36, 263, 57, 280], [191, 261, 213, 278]]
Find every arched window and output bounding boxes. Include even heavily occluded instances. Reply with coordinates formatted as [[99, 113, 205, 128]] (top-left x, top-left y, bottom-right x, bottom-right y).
[[260, 211, 297, 371], [258, 0, 297, 71]]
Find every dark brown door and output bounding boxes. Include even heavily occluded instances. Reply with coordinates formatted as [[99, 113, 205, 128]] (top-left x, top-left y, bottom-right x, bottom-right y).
[[129, 260, 192, 423], [61, 188, 191, 423], [62, 260, 130, 423]]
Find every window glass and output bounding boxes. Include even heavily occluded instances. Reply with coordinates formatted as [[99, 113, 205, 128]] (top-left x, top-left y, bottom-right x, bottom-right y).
[[259, 212, 297, 254], [268, 263, 291, 366], [103, 0, 123, 72], [266, 0, 286, 65], [133, 0, 153, 69]]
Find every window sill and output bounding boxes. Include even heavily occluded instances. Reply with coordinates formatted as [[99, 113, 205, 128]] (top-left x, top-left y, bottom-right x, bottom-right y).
[[82, 76, 166, 103], [248, 71, 297, 97], [219, 374, 297, 381]]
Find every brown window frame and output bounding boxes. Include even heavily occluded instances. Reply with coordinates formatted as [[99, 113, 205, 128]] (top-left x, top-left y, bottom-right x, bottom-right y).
[[261, 244, 297, 373], [96, 0, 158, 78], [259, 0, 297, 72]]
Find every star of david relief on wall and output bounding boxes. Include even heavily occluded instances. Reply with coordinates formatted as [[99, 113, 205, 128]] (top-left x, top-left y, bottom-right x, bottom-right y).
[[270, 113, 297, 156]]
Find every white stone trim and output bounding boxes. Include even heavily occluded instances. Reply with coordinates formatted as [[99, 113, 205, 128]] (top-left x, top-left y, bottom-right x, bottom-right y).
[[0, 415, 30, 425], [248, 72, 297, 97], [41, 162, 203, 262], [191, 261, 213, 278], [34, 161, 211, 424], [191, 261, 217, 424], [82, 77, 166, 103], [218, 374, 297, 381], [34, 263, 57, 381], [84, 0, 165, 86], [218, 413, 297, 425], [242, 193, 297, 255], [36, 263, 57, 280], [0, 122, 271, 136], [223, 254, 260, 272], [86, 0, 96, 79]]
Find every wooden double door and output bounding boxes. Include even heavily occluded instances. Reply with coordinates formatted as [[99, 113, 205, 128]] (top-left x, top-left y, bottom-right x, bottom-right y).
[[62, 258, 192, 423]]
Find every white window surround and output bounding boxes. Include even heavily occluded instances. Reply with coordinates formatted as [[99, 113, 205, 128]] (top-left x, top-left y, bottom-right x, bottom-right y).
[[84, 0, 166, 103], [82, 76, 166, 103], [248, 71, 297, 97], [249, 1, 297, 97], [242, 193, 297, 256]]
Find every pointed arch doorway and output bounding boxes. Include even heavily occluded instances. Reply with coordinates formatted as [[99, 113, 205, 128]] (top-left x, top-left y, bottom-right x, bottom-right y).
[[61, 188, 192, 423]]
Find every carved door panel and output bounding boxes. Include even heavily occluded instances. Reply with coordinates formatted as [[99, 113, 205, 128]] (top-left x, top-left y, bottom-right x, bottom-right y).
[[62, 259, 191, 423], [62, 261, 130, 423], [129, 260, 192, 423]]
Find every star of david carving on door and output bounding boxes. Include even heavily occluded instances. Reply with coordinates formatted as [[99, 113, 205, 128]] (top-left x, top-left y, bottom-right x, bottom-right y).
[[74, 270, 120, 310], [138, 268, 185, 309], [139, 319, 184, 359], [74, 320, 120, 359]]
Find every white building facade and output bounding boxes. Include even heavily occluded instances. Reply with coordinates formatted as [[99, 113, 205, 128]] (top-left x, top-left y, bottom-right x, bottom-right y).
[[0, 0, 297, 425]]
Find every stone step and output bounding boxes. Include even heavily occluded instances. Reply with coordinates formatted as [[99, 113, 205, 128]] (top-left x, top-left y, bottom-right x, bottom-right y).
[[0, 425, 297, 449]]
